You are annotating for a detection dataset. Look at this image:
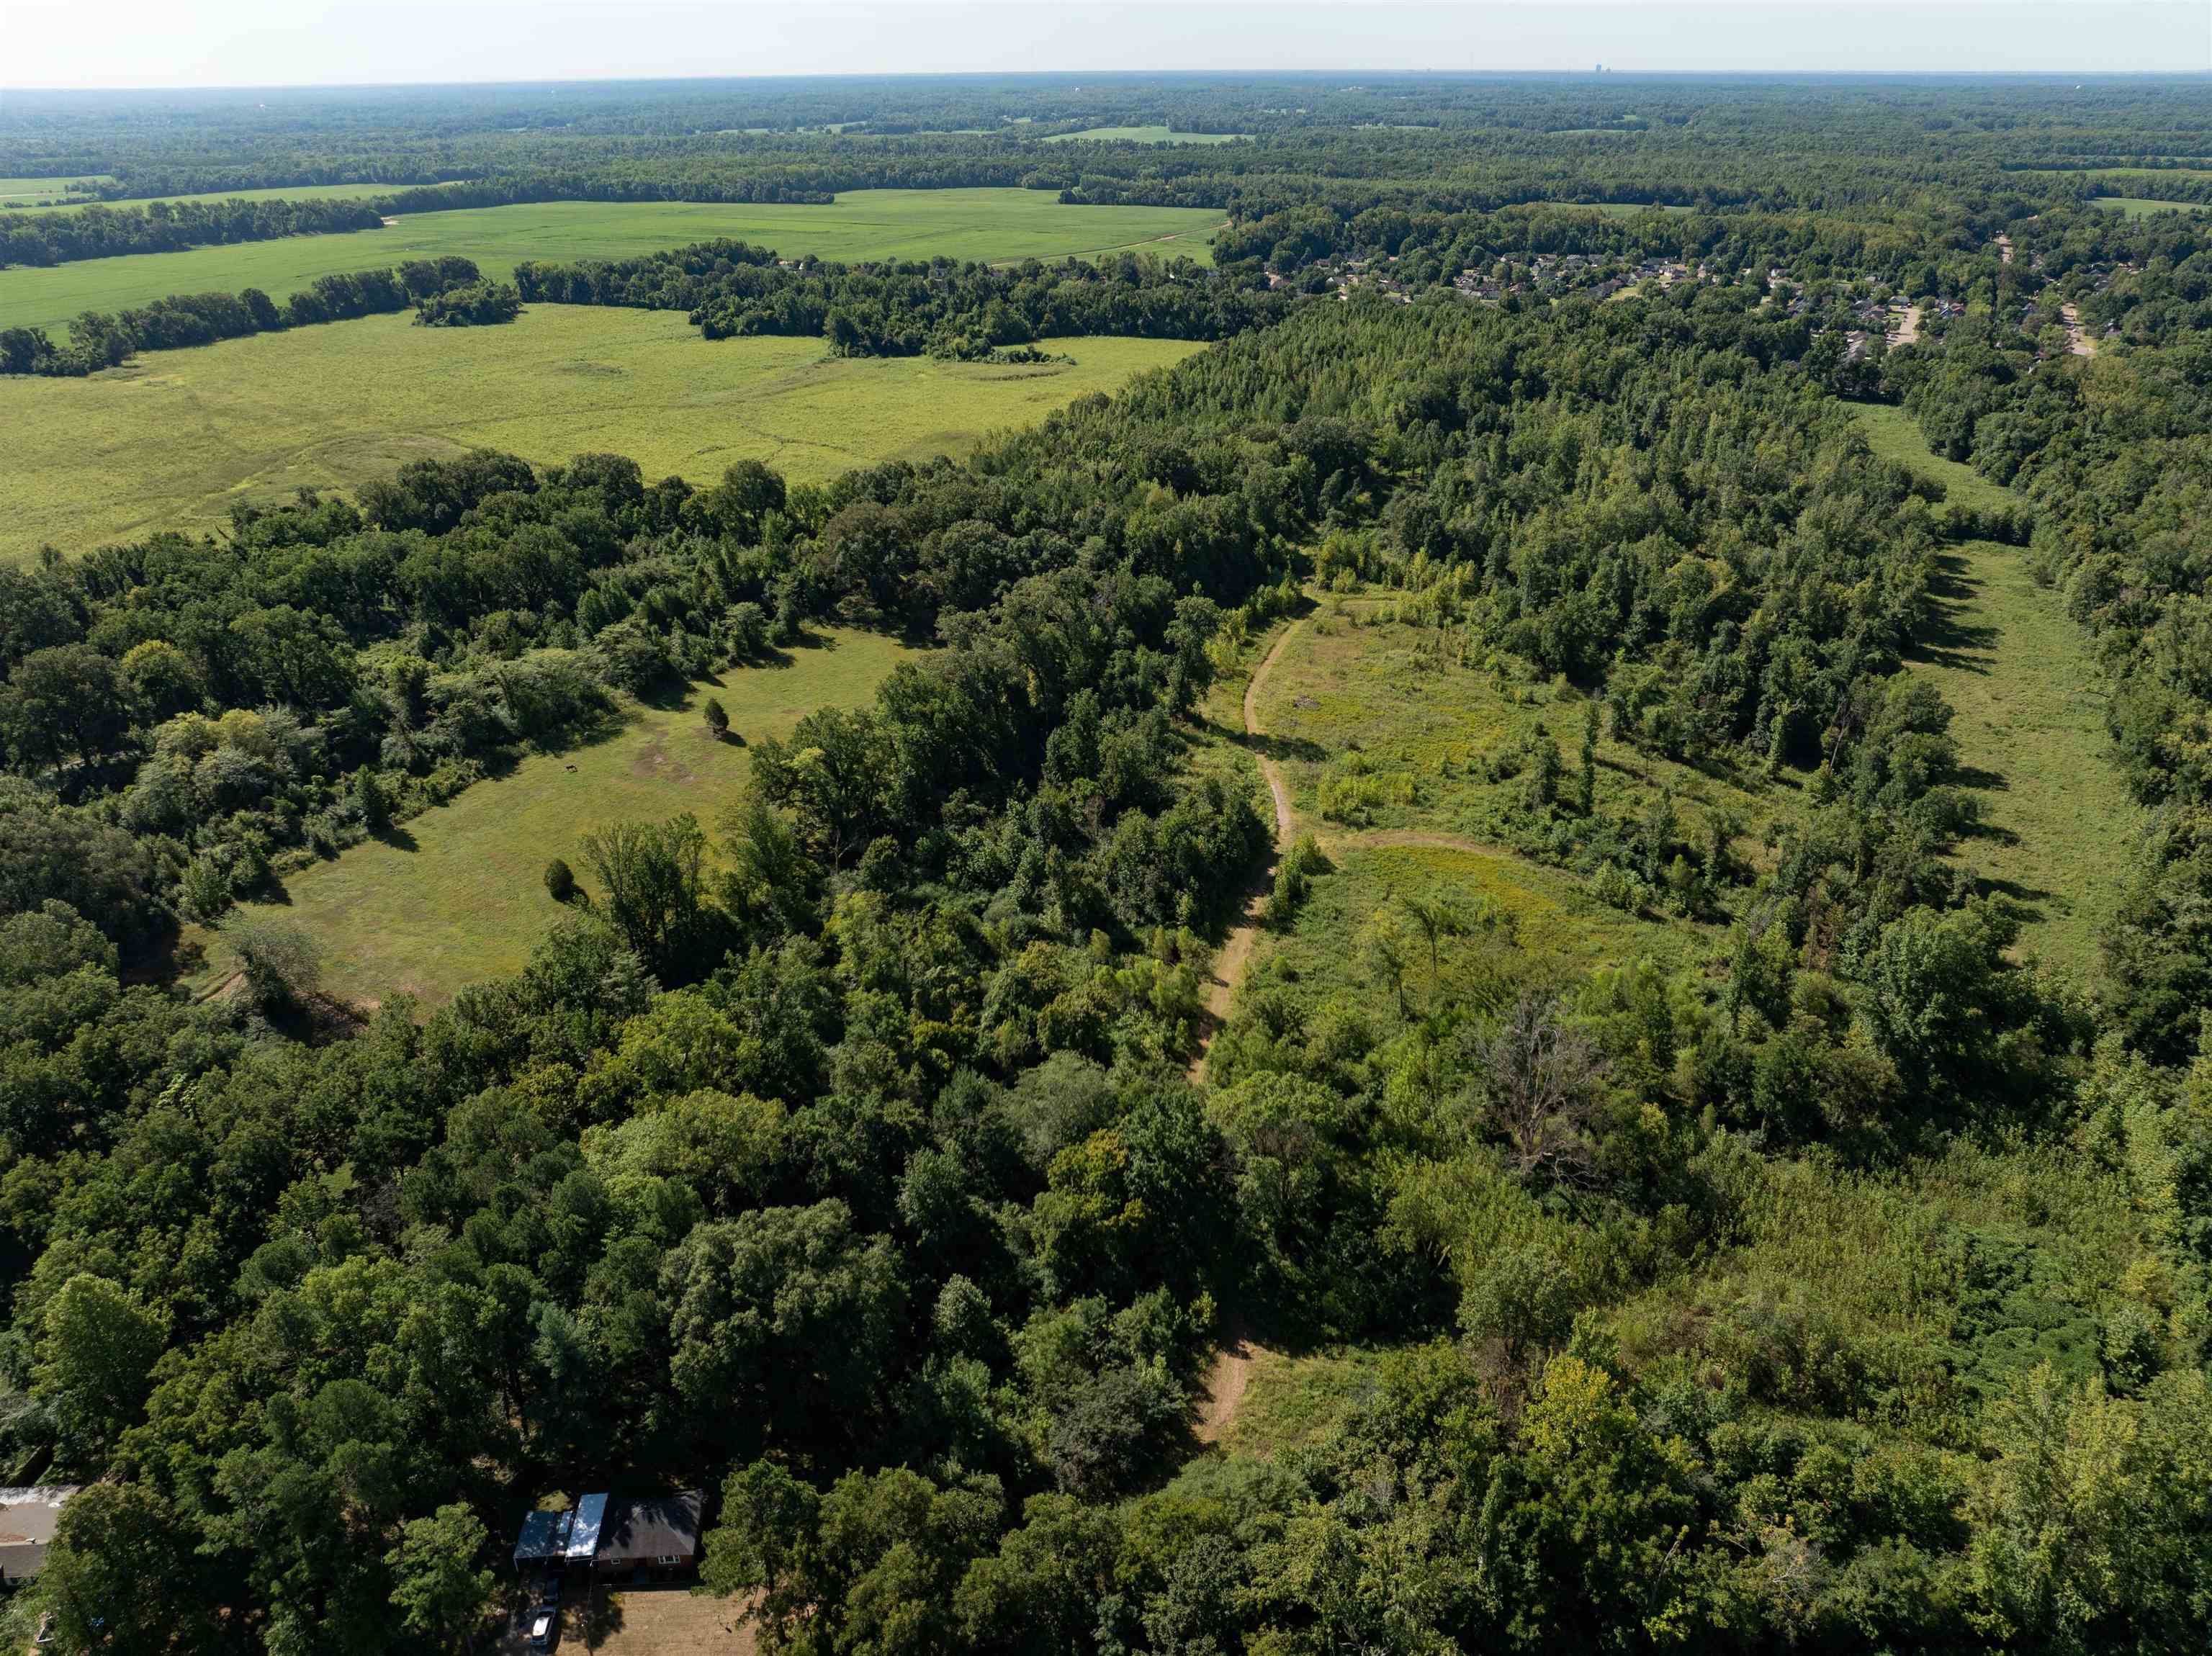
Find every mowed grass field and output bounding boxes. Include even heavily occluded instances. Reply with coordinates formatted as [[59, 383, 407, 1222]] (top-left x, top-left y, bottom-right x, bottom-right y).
[[12, 181, 402, 212], [193, 629, 917, 1007], [0, 187, 1221, 336], [2092, 195, 2212, 217], [1853, 402, 2145, 978], [1046, 125, 1247, 144], [0, 176, 108, 204], [0, 308, 1205, 558]]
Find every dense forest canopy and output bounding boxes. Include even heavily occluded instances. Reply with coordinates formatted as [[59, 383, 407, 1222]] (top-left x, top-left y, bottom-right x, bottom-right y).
[[4, 68, 2212, 1656]]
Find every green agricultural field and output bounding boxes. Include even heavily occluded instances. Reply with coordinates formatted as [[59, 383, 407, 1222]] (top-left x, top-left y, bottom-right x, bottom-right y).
[[1853, 402, 2146, 978], [1045, 126, 1247, 144], [192, 629, 917, 1007], [0, 175, 108, 204], [12, 181, 402, 212], [0, 308, 1204, 559], [2091, 195, 2212, 217], [0, 187, 1222, 336]]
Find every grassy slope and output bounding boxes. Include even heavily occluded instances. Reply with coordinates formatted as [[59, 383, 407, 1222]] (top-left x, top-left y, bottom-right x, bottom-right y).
[[1853, 402, 2144, 979], [0, 187, 1222, 336], [0, 310, 1202, 559], [194, 630, 916, 1007]]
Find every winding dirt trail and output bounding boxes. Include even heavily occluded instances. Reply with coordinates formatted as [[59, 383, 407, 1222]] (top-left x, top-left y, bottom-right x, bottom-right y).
[[1187, 622, 1300, 1082]]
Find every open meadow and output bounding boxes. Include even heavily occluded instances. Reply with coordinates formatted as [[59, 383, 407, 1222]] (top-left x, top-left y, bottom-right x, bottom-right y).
[[0, 175, 108, 204], [0, 186, 1221, 336], [192, 629, 917, 1007], [0, 309, 1204, 558], [1045, 125, 1248, 144], [9, 181, 401, 212], [2091, 194, 2212, 217], [1852, 402, 2145, 978], [1190, 599, 1758, 1040]]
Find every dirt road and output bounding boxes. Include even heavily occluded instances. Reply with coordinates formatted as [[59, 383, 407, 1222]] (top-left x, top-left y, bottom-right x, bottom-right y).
[[2061, 301, 2095, 357]]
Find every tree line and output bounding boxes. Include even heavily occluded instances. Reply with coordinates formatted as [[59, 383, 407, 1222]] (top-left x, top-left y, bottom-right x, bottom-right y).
[[513, 240, 1287, 357], [0, 194, 385, 270], [0, 255, 485, 376]]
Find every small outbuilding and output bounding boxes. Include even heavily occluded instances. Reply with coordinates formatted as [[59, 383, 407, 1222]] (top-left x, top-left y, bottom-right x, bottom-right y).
[[0, 1486, 78, 1581], [513, 1508, 574, 1573]]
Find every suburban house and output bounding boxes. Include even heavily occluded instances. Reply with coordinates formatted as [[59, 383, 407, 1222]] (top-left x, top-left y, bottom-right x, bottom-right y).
[[0, 1487, 78, 1582], [594, 1491, 706, 1583], [513, 1490, 704, 1585]]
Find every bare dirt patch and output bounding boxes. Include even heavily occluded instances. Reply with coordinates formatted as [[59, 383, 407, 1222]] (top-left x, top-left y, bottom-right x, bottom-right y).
[[1195, 1331, 1256, 1444]]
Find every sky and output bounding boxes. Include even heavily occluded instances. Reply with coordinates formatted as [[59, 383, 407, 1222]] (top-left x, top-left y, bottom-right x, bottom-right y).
[[4, 0, 2206, 89]]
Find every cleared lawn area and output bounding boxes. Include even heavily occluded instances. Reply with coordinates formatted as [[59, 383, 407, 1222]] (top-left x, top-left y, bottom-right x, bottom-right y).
[[0, 309, 1203, 559], [1045, 125, 1247, 144], [2091, 195, 2212, 217], [0, 187, 1221, 336], [194, 630, 916, 1008], [1853, 402, 2146, 979]]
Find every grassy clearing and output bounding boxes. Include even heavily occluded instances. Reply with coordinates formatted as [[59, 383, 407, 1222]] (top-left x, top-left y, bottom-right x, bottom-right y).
[[1265, 836, 1696, 1009], [1044, 126, 1247, 145], [0, 309, 1202, 559], [0, 187, 1222, 336], [1218, 1346, 1390, 1458], [1517, 199, 1691, 216], [12, 181, 402, 212], [1200, 602, 1751, 1007], [192, 629, 916, 1008], [1251, 602, 1790, 882], [1851, 401, 2016, 512], [0, 176, 108, 204], [1607, 1135, 2142, 1420], [1852, 403, 2145, 979], [2091, 195, 2212, 217]]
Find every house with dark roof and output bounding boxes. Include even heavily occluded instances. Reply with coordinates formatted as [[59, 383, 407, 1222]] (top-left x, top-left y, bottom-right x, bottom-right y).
[[593, 1491, 706, 1583], [512, 1490, 705, 1585]]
